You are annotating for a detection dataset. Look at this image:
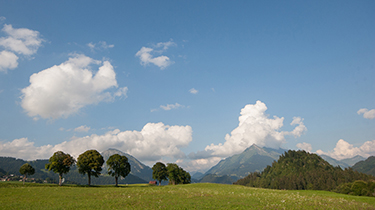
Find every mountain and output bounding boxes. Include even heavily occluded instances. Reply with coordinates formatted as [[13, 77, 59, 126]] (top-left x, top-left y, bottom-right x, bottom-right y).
[[319, 155, 350, 168], [203, 144, 286, 181], [320, 155, 365, 168], [191, 171, 205, 180], [352, 156, 375, 176], [341, 155, 365, 166], [101, 148, 153, 182]]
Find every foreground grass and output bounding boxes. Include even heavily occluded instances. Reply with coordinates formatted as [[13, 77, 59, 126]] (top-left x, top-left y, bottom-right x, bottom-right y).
[[1, 182, 374, 209]]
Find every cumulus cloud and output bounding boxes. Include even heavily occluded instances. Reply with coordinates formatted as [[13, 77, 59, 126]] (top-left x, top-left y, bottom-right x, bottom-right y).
[[87, 41, 114, 52], [316, 139, 375, 160], [193, 101, 306, 159], [20, 54, 127, 119], [0, 50, 18, 72], [357, 108, 375, 119], [0, 122, 192, 161], [0, 24, 44, 72], [189, 88, 198, 94], [135, 40, 176, 69], [296, 142, 312, 152], [178, 157, 222, 173], [0, 24, 44, 56], [74, 125, 91, 132], [0, 138, 53, 160]]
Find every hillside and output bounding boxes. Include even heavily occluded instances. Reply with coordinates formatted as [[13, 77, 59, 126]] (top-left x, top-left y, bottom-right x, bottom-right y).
[[234, 150, 374, 191], [203, 144, 285, 181], [101, 148, 153, 182], [352, 156, 375, 176], [1, 183, 375, 209]]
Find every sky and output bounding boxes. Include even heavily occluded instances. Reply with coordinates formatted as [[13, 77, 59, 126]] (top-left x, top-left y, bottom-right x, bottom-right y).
[[0, 1, 374, 172]]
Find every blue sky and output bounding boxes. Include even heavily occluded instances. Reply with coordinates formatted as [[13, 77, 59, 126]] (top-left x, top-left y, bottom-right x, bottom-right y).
[[0, 1, 374, 172]]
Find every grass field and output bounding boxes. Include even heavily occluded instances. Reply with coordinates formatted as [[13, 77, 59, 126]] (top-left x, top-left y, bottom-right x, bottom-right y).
[[1, 182, 374, 209]]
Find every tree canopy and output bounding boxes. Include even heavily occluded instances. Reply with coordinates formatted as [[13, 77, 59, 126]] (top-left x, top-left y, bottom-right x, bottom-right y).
[[19, 163, 35, 185], [77, 150, 104, 186], [152, 162, 168, 185], [106, 154, 131, 186], [45, 151, 75, 186], [166, 163, 191, 185]]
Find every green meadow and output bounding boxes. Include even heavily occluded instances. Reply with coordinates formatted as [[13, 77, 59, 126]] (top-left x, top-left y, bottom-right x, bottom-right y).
[[1, 182, 374, 209]]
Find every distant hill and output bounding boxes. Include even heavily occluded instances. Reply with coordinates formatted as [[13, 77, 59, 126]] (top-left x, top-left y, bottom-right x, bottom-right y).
[[101, 148, 153, 182], [199, 174, 235, 184], [191, 172, 205, 180], [320, 155, 365, 168], [319, 155, 350, 168], [234, 150, 374, 191], [352, 156, 375, 176], [203, 144, 285, 181], [341, 155, 365, 166]]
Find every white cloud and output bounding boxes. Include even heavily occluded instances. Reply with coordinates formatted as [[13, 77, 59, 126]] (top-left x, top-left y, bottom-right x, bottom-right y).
[[0, 24, 44, 72], [189, 88, 198, 94], [0, 24, 44, 56], [296, 142, 312, 152], [135, 40, 176, 69], [196, 101, 306, 158], [20, 54, 127, 119], [0, 138, 53, 160], [87, 41, 114, 52], [179, 157, 222, 173], [0, 122, 192, 161], [0, 50, 18, 72], [74, 125, 91, 132], [357, 108, 375, 119], [154, 40, 176, 51], [160, 103, 184, 111], [316, 139, 375, 160]]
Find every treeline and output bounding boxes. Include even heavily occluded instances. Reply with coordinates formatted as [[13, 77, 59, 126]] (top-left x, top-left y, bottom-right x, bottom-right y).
[[1, 150, 191, 186], [234, 150, 375, 195], [152, 162, 191, 185]]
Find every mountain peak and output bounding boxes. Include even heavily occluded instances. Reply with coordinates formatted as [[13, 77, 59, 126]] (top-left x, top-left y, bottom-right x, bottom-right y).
[[203, 144, 285, 182]]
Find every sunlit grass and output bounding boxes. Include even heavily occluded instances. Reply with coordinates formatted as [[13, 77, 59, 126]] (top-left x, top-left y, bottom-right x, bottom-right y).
[[0, 182, 374, 209]]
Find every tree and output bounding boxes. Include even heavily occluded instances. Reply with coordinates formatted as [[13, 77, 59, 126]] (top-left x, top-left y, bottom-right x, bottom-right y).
[[152, 162, 168, 186], [19, 163, 35, 185], [45, 151, 75, 186], [166, 163, 190, 185], [106, 154, 131, 187], [77, 150, 104, 186]]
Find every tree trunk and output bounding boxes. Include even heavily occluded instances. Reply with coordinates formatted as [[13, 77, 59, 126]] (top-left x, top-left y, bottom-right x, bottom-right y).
[[23, 175, 26, 185], [159, 180, 161, 186], [59, 174, 62, 186], [88, 173, 91, 186], [115, 176, 118, 187]]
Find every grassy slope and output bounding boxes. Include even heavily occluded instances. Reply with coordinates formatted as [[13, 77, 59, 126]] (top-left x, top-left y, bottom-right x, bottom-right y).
[[0, 182, 374, 209]]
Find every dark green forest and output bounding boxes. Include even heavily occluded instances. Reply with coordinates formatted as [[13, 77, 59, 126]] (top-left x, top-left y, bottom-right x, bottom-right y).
[[234, 150, 375, 196]]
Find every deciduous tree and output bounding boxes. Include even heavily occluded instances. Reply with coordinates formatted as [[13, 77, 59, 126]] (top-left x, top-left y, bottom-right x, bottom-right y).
[[77, 150, 104, 186], [152, 162, 168, 186], [45, 151, 75, 186], [19, 163, 35, 185], [106, 154, 131, 187]]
